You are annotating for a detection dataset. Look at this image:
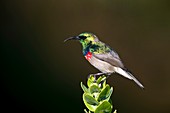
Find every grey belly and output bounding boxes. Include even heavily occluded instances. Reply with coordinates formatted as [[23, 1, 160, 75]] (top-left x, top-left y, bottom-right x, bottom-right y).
[[88, 56, 115, 73]]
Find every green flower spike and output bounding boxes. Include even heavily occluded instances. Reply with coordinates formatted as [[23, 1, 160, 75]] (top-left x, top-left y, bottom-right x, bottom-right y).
[[81, 75, 117, 113]]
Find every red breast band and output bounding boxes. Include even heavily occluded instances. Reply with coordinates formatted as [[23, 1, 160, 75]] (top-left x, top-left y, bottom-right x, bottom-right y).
[[85, 52, 92, 61]]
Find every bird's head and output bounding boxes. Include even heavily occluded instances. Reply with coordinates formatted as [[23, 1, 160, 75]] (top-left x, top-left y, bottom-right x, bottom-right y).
[[64, 32, 99, 47]]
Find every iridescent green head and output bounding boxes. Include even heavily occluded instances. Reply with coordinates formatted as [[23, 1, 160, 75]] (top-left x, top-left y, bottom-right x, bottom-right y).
[[64, 32, 99, 47], [78, 32, 99, 44]]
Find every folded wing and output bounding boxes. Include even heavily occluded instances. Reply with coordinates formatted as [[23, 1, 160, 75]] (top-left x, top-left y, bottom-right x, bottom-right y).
[[93, 49, 125, 69]]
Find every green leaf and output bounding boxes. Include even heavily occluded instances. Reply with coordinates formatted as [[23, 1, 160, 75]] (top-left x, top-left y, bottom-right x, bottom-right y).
[[96, 75, 106, 85], [83, 93, 99, 105], [97, 85, 113, 102], [94, 101, 112, 113], [106, 87, 113, 101], [89, 84, 101, 94], [84, 109, 91, 113], [83, 93, 99, 112], [84, 109, 88, 113], [87, 75, 95, 87], [113, 110, 117, 113], [81, 82, 89, 93], [102, 80, 106, 88]]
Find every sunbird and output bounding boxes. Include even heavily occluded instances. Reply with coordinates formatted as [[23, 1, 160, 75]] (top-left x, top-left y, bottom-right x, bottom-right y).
[[64, 32, 144, 88]]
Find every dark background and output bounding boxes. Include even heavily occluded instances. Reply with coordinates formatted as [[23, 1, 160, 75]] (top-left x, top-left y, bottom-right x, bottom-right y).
[[1, 0, 170, 113]]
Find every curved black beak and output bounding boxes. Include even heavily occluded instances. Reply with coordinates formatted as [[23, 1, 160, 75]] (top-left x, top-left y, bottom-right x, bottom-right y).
[[64, 36, 80, 42]]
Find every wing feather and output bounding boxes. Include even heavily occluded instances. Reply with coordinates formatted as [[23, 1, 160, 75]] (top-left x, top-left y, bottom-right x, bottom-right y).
[[93, 49, 125, 69]]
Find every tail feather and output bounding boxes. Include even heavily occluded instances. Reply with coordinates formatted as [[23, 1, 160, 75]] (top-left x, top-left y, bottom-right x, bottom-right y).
[[114, 67, 144, 88]]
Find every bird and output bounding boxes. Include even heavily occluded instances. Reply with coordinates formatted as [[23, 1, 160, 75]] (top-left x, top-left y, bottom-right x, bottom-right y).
[[64, 32, 144, 88]]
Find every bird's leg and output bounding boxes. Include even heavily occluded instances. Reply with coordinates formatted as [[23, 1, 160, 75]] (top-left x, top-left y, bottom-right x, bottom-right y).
[[88, 72, 111, 80], [88, 72, 112, 85], [93, 72, 105, 77], [88, 72, 104, 80], [98, 73, 112, 84], [101, 74, 110, 81], [94, 72, 109, 80]]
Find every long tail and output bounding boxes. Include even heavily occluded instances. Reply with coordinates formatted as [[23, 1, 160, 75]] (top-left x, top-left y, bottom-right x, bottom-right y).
[[114, 67, 144, 88]]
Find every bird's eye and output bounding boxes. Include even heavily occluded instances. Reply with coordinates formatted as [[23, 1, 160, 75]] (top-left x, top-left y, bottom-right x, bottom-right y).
[[79, 36, 87, 40]]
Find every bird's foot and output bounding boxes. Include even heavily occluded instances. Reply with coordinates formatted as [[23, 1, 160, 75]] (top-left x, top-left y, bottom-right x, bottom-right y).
[[88, 72, 103, 79], [93, 72, 105, 77], [88, 72, 111, 80]]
